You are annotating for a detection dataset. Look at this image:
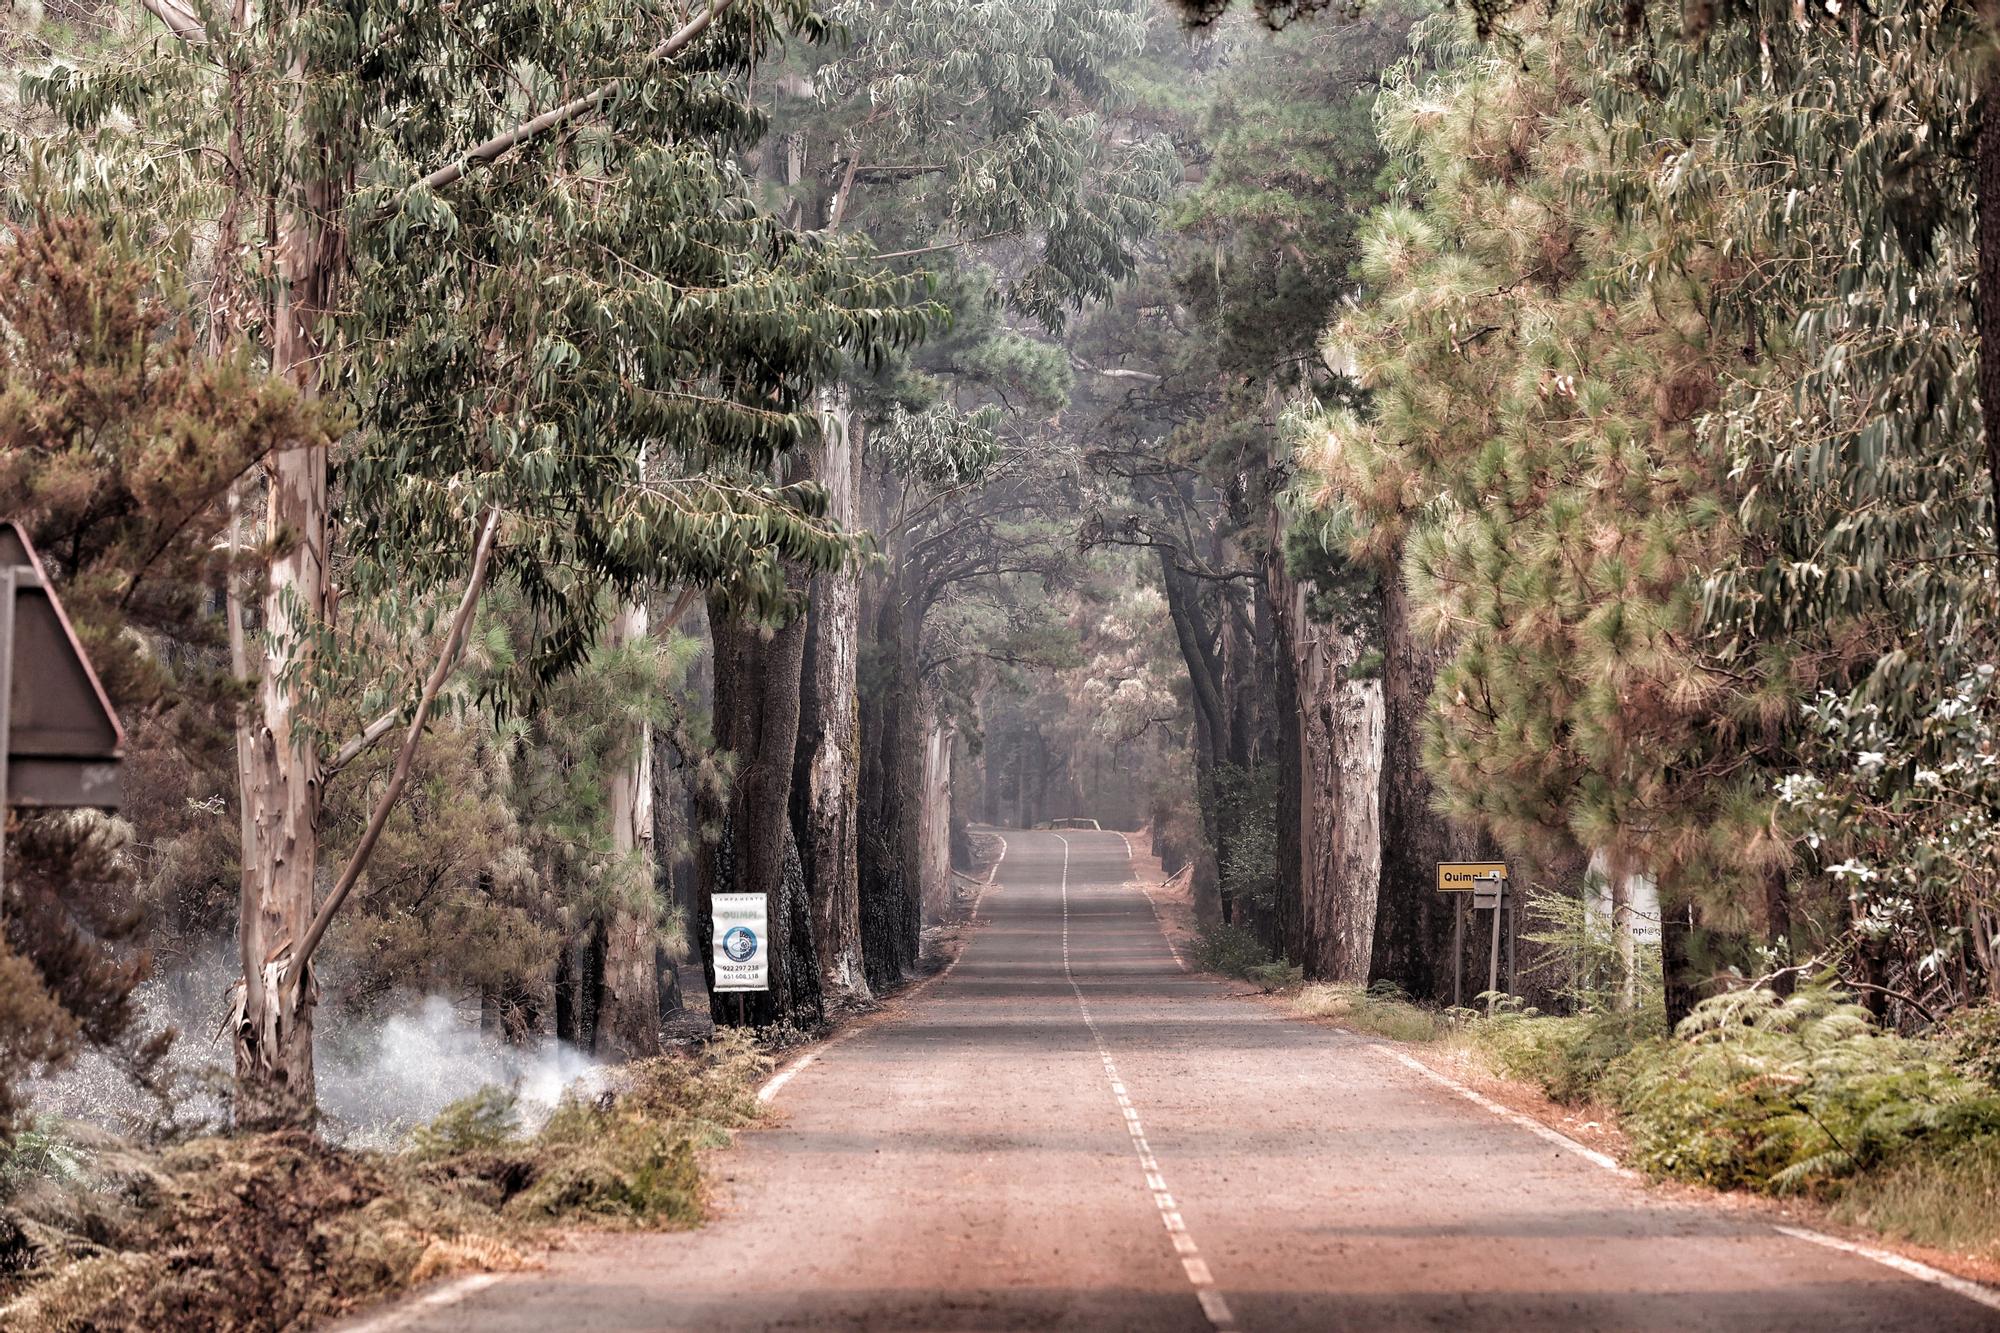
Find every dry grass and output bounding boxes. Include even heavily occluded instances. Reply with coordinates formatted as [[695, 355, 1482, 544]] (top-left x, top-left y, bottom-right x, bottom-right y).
[[1290, 982, 1454, 1044], [1833, 1136, 2000, 1261], [0, 1031, 768, 1332]]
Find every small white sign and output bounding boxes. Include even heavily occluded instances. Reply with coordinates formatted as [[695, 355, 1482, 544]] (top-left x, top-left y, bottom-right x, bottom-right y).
[[711, 892, 769, 992]]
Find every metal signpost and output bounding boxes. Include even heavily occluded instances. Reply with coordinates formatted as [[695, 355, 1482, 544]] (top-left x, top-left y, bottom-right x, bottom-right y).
[[1, 523, 127, 909], [1437, 861, 1508, 1010], [711, 891, 770, 1026]]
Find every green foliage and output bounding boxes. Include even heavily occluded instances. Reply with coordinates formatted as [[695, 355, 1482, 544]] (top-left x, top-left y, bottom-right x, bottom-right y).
[[1602, 987, 2000, 1193], [1940, 1007, 2000, 1092], [1588, 0, 1998, 1009], [408, 1089, 522, 1161], [1470, 1006, 1657, 1105], [1211, 763, 1279, 915], [1517, 878, 1662, 1015], [0, 1121, 85, 1201], [1298, 8, 1782, 930], [1193, 922, 1300, 990], [804, 0, 1177, 329], [0, 214, 326, 738], [512, 1031, 765, 1224]]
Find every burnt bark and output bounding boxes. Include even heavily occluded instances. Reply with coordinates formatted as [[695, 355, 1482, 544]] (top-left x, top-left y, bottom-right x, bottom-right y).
[[1368, 575, 1497, 1001], [857, 588, 924, 989], [697, 598, 824, 1028], [1661, 893, 1700, 1030]]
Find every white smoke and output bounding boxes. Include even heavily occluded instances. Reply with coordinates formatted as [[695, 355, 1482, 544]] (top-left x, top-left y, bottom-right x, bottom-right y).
[[28, 979, 605, 1150], [317, 995, 605, 1147]]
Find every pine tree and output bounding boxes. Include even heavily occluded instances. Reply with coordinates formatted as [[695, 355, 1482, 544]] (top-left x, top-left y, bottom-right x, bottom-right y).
[[1297, 9, 1781, 1020]]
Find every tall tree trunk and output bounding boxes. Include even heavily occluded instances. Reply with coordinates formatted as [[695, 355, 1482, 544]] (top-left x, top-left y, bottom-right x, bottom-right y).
[[596, 600, 662, 1061], [920, 718, 955, 921], [1369, 574, 1495, 1001], [233, 93, 346, 1128], [793, 392, 869, 1003], [1268, 539, 1385, 983], [858, 587, 924, 989], [698, 598, 824, 1028], [1978, 52, 2000, 554], [1661, 892, 1699, 1029]]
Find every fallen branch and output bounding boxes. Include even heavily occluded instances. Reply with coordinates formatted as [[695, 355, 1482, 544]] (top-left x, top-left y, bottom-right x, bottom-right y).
[[324, 709, 400, 781], [290, 507, 504, 999]]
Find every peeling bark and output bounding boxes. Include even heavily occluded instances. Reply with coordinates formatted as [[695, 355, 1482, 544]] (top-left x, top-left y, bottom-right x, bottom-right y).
[[793, 393, 869, 1003], [597, 600, 663, 1061]]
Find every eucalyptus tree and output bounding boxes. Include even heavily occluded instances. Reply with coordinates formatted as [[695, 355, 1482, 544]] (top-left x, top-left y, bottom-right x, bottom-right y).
[[24, 0, 920, 1124], [742, 0, 1173, 994], [1070, 9, 1413, 965]]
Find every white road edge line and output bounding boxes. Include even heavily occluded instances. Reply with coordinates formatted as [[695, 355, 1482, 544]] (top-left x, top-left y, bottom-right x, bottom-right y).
[[1368, 1044, 1627, 1175], [1773, 1226, 2000, 1314], [338, 1273, 503, 1333], [1113, 828, 1189, 971], [756, 1050, 818, 1104], [1369, 1041, 2000, 1313], [1056, 831, 1239, 1333], [760, 831, 1011, 1108]]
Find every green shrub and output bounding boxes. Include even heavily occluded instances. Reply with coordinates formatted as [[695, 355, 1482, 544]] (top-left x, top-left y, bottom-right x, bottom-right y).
[[1602, 986, 2000, 1194], [1193, 924, 1280, 982], [408, 1088, 522, 1160], [1940, 1005, 2000, 1090], [1244, 959, 1302, 991], [1469, 1006, 1658, 1105], [0, 1120, 86, 1200]]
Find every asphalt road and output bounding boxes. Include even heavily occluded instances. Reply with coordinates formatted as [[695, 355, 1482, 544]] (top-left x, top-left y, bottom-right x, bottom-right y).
[[353, 828, 2000, 1332]]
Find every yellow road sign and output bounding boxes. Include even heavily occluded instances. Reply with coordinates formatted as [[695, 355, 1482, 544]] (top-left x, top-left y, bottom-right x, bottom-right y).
[[1436, 861, 1507, 892]]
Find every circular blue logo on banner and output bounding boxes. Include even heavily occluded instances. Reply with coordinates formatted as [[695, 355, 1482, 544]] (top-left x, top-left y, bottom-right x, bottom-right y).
[[722, 926, 758, 963]]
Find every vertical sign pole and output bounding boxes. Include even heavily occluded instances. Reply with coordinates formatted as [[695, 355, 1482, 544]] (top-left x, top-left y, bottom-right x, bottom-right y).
[[1452, 897, 1464, 1009], [1486, 894, 1503, 1017], [1505, 895, 1516, 998]]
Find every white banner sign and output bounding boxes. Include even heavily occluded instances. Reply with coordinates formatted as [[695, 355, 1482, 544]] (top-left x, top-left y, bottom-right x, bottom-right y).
[[711, 892, 769, 993]]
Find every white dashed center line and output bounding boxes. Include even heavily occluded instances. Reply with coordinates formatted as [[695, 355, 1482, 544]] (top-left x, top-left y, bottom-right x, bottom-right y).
[[1055, 833, 1239, 1333]]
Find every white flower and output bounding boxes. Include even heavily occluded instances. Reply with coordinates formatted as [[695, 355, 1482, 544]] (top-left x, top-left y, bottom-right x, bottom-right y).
[[1827, 859, 1878, 883]]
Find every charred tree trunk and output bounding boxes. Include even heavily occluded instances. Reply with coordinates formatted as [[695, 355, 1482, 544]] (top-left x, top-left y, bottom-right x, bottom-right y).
[[1369, 575, 1495, 1001], [698, 598, 824, 1028], [1661, 893, 1699, 1029], [565, 921, 606, 1051], [858, 587, 924, 989], [1764, 862, 1795, 999]]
